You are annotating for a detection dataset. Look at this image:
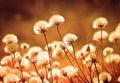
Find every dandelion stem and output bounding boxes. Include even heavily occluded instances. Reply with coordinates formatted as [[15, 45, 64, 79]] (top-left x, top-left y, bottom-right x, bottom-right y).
[[100, 27, 104, 72], [19, 61, 24, 82], [43, 32, 53, 83], [56, 25, 74, 59], [33, 62, 41, 80], [45, 65, 48, 79], [93, 62, 100, 83], [71, 44, 89, 83], [88, 67, 92, 83], [11, 53, 15, 68], [63, 49, 86, 83]]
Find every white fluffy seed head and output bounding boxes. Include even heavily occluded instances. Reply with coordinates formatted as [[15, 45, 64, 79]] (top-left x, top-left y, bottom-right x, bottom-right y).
[[49, 14, 65, 26], [33, 20, 49, 35], [63, 33, 78, 46], [93, 17, 108, 29], [2, 34, 18, 44], [93, 30, 108, 41]]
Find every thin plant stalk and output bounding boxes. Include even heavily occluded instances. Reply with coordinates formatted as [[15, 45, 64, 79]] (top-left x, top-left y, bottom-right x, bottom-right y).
[[43, 32, 53, 83], [70, 77, 73, 83], [93, 62, 100, 83], [56, 25, 74, 59], [100, 27, 104, 72], [33, 62, 41, 80], [71, 44, 89, 83], [10, 54, 14, 68], [19, 61, 24, 82], [56, 25, 88, 82], [44, 65, 48, 79], [111, 61, 117, 78], [10, 52, 16, 68], [109, 55, 114, 74], [63, 48, 86, 83], [88, 67, 92, 83]]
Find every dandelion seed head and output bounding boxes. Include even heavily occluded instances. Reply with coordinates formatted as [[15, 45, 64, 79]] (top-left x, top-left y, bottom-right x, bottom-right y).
[[27, 46, 42, 59], [63, 65, 78, 78], [52, 48, 64, 58], [29, 76, 42, 83], [81, 44, 96, 56], [3, 73, 20, 83], [49, 14, 65, 26], [4, 43, 19, 53], [2, 34, 18, 44], [33, 20, 49, 34], [20, 58, 30, 69], [105, 53, 120, 63], [38, 68, 46, 79], [45, 41, 62, 51], [99, 72, 112, 82], [115, 23, 120, 37], [20, 43, 30, 50], [9, 68, 20, 75], [48, 68, 61, 80], [20, 72, 30, 80], [118, 76, 120, 82], [103, 47, 114, 56], [76, 50, 85, 60], [93, 77, 103, 83], [93, 30, 108, 41], [37, 51, 49, 66], [63, 33, 78, 46], [93, 17, 108, 29], [108, 31, 120, 43], [0, 56, 12, 66], [53, 61, 60, 68], [0, 66, 11, 77], [64, 45, 73, 54]]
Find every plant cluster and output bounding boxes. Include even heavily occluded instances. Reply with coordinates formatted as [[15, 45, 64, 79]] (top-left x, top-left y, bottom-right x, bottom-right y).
[[0, 15, 120, 83]]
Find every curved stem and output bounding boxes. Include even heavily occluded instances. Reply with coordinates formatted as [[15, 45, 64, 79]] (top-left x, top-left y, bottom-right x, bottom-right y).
[[56, 25, 74, 59], [43, 32, 53, 83], [33, 62, 41, 80], [63, 49, 86, 83], [72, 44, 89, 83]]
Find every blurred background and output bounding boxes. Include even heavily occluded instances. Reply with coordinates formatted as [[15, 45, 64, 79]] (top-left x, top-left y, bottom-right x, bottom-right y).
[[0, 0, 120, 58]]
